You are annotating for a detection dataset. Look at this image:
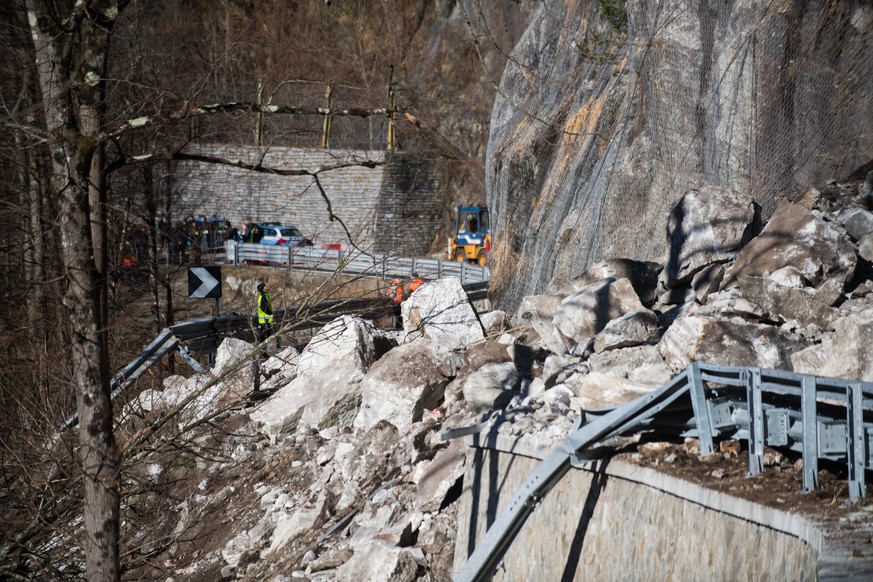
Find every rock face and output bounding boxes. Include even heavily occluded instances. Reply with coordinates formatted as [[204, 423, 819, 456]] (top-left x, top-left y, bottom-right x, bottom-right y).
[[487, 0, 873, 312]]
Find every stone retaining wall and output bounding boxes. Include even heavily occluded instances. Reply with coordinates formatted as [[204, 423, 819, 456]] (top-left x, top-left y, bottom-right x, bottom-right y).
[[454, 442, 820, 581], [168, 144, 441, 256]]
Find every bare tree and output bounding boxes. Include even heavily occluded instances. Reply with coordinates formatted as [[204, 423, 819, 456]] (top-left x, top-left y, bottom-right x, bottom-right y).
[[24, 1, 129, 579]]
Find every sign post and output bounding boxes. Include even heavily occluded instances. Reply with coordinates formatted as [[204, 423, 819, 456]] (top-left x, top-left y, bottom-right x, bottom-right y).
[[188, 266, 222, 366]]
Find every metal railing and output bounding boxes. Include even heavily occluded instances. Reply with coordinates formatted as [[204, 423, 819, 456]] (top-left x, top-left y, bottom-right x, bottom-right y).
[[225, 240, 490, 285], [59, 281, 488, 433], [451, 362, 873, 582]]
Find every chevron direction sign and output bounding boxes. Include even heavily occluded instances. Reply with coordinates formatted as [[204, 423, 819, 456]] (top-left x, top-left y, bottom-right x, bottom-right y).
[[188, 266, 222, 299]]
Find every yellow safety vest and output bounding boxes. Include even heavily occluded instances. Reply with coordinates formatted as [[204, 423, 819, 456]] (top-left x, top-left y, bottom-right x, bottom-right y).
[[258, 292, 273, 324]]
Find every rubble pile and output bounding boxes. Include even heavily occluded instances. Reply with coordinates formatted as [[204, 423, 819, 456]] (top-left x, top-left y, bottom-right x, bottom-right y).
[[117, 182, 873, 580]]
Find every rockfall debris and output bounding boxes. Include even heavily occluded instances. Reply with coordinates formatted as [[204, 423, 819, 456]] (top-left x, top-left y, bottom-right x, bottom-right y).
[[113, 181, 873, 581]]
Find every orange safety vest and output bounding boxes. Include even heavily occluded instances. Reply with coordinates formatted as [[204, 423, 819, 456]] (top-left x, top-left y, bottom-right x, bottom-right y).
[[408, 277, 423, 293], [389, 279, 404, 302]]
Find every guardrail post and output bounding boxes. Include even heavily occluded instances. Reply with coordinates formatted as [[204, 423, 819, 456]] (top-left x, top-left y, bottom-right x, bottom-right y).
[[461, 260, 467, 285], [288, 246, 293, 269], [437, 259, 443, 279], [801, 376, 818, 492], [688, 362, 714, 454], [848, 382, 865, 503], [747, 368, 764, 476]]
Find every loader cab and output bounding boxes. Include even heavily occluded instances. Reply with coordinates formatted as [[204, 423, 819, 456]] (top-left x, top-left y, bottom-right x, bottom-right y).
[[450, 205, 491, 266], [457, 206, 489, 240]]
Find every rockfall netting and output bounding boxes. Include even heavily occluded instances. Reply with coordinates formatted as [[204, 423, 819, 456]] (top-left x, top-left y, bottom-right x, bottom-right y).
[[486, 0, 873, 312]]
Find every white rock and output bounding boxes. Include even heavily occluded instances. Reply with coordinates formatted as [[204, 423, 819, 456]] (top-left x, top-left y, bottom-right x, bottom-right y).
[[249, 316, 386, 441], [415, 439, 466, 513], [333, 541, 420, 582], [479, 310, 507, 335], [355, 339, 448, 432], [553, 278, 647, 349], [264, 506, 322, 556], [662, 186, 756, 286], [212, 337, 253, 377], [462, 362, 519, 413], [401, 277, 485, 354], [593, 309, 660, 352], [513, 294, 568, 354], [791, 310, 873, 381]]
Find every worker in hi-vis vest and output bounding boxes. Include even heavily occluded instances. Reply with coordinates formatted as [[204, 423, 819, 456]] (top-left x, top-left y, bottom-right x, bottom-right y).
[[256, 281, 273, 342]]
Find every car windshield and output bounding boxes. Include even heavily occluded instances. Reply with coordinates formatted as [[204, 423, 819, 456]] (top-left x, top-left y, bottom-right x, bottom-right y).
[[279, 228, 303, 237]]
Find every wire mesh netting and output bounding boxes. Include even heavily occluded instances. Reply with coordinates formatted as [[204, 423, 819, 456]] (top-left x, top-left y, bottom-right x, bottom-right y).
[[486, 0, 873, 309]]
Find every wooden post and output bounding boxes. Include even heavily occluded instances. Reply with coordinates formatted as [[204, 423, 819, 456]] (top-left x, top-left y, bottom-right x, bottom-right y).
[[321, 81, 333, 149], [386, 65, 396, 152], [255, 80, 264, 146]]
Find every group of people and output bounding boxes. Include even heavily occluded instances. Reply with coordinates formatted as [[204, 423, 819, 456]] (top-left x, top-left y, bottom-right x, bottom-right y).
[[388, 272, 423, 303], [159, 214, 235, 264]]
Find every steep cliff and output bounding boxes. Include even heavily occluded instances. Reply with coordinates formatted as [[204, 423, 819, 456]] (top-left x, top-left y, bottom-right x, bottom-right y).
[[487, 0, 873, 312]]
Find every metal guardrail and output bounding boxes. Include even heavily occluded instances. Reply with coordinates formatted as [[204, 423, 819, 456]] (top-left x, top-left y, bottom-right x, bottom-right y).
[[59, 281, 488, 433], [225, 241, 490, 285], [452, 362, 873, 582]]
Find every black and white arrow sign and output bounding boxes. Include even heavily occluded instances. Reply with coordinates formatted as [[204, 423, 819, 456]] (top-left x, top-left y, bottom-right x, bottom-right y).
[[188, 266, 222, 299]]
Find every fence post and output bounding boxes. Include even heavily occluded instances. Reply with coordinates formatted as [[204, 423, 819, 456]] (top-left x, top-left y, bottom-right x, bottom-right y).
[[386, 65, 396, 153], [321, 81, 333, 149], [255, 80, 264, 146]]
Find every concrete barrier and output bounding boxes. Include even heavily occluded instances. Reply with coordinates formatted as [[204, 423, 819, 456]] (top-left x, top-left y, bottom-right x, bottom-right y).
[[454, 438, 824, 581]]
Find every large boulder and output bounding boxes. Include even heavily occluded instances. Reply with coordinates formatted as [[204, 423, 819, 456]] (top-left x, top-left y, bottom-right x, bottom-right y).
[[723, 200, 856, 289], [513, 294, 568, 354], [592, 309, 660, 353], [563, 371, 664, 410], [563, 344, 673, 409], [735, 275, 839, 329], [658, 315, 809, 372], [587, 344, 673, 387], [354, 338, 449, 432], [565, 258, 662, 307], [401, 278, 485, 354], [837, 207, 873, 242], [662, 186, 757, 287], [553, 278, 647, 349], [212, 337, 254, 377], [413, 438, 466, 513], [250, 316, 394, 441], [333, 541, 421, 582], [462, 362, 520, 413], [791, 309, 873, 381]]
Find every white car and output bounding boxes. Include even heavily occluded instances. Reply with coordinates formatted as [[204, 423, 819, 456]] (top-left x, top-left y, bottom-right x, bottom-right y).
[[258, 224, 312, 247]]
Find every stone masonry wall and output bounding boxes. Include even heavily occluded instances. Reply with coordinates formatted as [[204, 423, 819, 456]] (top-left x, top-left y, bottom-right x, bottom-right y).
[[455, 446, 819, 581], [374, 153, 443, 256], [168, 144, 441, 256]]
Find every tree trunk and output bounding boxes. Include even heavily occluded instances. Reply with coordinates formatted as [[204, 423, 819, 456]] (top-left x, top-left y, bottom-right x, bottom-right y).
[[26, 2, 123, 580]]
